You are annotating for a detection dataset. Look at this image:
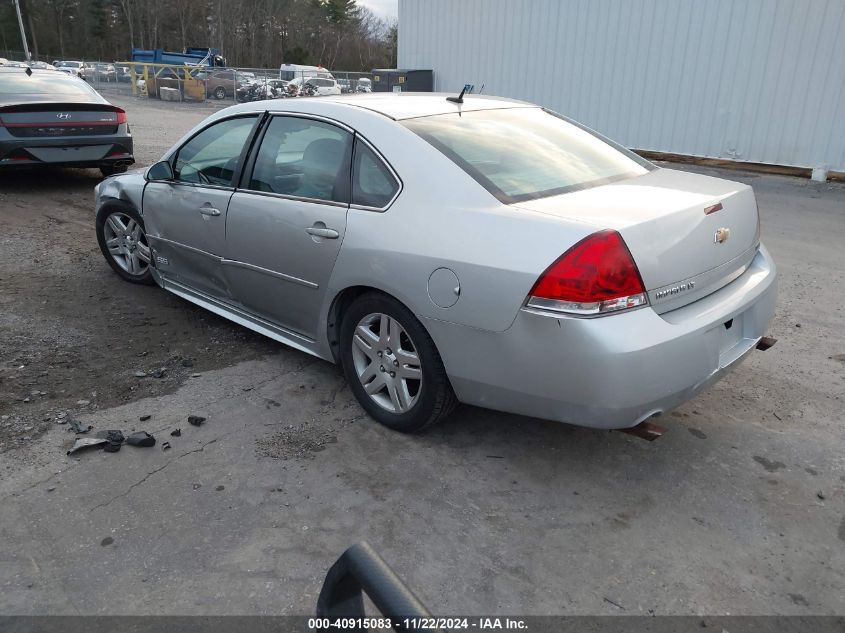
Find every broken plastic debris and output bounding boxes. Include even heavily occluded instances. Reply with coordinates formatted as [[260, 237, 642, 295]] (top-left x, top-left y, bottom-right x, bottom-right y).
[[170, 428, 181, 437], [188, 416, 206, 427], [67, 437, 108, 455], [126, 431, 156, 447], [67, 418, 93, 434], [161, 442, 171, 451], [96, 430, 125, 453]]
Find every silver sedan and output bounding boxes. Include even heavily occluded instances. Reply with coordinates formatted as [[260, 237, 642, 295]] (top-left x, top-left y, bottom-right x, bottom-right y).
[[94, 94, 777, 432]]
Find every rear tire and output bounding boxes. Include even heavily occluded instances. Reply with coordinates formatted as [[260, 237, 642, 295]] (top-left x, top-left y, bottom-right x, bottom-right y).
[[214, 86, 227, 100], [339, 292, 457, 433], [96, 202, 155, 285]]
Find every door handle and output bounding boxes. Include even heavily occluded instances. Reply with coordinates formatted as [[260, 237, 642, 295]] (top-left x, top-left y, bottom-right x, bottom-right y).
[[306, 226, 340, 239], [199, 206, 221, 216]]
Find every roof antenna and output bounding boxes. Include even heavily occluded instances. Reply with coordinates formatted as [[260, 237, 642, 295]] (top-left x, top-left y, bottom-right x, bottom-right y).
[[446, 85, 467, 104]]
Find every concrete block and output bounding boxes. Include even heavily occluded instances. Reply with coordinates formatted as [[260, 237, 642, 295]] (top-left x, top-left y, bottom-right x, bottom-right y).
[[159, 87, 182, 102], [811, 166, 828, 182]]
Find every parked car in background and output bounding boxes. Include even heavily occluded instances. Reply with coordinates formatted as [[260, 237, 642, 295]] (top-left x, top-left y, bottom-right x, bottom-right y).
[[116, 66, 132, 83], [55, 60, 84, 77], [307, 77, 341, 96], [0, 67, 133, 177], [356, 77, 372, 92], [80, 63, 97, 80], [0, 58, 7, 66], [337, 78, 351, 93], [196, 69, 252, 100], [93, 63, 117, 82], [92, 93, 776, 433], [287, 76, 341, 97]]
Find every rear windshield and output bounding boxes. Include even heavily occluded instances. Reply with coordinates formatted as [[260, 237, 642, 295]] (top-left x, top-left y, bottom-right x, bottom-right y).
[[0, 72, 102, 103], [403, 107, 653, 204]]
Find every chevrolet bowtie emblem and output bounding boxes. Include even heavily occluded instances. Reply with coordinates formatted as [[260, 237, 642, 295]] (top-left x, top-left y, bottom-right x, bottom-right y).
[[714, 227, 730, 244]]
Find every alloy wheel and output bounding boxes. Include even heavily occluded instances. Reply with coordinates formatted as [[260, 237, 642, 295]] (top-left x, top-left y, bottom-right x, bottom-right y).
[[103, 212, 151, 276], [351, 312, 423, 414]]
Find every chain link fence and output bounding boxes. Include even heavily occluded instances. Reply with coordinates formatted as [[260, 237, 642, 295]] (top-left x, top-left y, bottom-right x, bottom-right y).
[[1, 51, 375, 105]]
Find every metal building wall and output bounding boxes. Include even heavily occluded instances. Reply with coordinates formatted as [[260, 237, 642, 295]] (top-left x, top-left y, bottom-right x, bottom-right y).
[[398, 0, 845, 174]]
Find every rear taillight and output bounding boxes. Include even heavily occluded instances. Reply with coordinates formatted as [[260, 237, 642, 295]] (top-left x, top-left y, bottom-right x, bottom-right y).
[[4, 149, 33, 161], [526, 229, 648, 316], [115, 109, 127, 125]]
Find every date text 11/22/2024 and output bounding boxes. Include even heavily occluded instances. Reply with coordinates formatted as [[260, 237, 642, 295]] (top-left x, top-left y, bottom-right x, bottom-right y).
[[308, 617, 527, 629]]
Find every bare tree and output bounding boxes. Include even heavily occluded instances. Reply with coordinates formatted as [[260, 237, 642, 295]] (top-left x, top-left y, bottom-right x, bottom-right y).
[[6, 0, 395, 70]]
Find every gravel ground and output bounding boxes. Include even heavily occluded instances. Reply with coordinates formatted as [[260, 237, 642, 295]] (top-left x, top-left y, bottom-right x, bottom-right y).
[[0, 95, 843, 616], [0, 96, 244, 454]]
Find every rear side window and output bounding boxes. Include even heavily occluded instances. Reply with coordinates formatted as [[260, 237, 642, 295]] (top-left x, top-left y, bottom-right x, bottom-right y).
[[403, 108, 653, 204], [352, 142, 400, 208], [248, 116, 352, 203]]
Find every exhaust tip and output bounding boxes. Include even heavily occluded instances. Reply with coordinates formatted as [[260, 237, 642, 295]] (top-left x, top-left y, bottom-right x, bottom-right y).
[[619, 417, 667, 441], [756, 336, 777, 351]]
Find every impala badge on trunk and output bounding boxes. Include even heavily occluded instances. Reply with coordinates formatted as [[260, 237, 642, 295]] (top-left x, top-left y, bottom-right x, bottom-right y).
[[715, 227, 731, 244], [655, 281, 695, 300]]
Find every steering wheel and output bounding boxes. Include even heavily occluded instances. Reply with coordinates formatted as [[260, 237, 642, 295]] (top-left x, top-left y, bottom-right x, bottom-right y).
[[195, 169, 212, 185]]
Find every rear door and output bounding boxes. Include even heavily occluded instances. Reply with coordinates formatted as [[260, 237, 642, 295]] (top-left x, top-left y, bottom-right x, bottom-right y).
[[224, 114, 353, 339], [143, 114, 259, 300]]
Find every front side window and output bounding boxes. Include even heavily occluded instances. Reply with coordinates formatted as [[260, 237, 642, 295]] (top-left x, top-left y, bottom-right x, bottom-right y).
[[173, 116, 256, 187], [403, 107, 654, 204], [352, 142, 400, 208], [249, 116, 352, 203]]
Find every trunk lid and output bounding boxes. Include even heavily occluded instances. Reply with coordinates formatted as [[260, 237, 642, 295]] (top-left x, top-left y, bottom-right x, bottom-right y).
[[514, 168, 760, 313], [0, 102, 121, 138]]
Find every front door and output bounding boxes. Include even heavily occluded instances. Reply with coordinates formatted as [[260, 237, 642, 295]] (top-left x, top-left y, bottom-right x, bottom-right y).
[[224, 115, 353, 339], [143, 115, 258, 299]]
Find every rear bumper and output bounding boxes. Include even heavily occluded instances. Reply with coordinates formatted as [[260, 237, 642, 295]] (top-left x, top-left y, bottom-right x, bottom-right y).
[[0, 132, 134, 168], [425, 244, 777, 429]]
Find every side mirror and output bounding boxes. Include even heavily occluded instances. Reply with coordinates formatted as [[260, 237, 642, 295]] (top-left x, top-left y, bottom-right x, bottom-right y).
[[146, 160, 174, 181]]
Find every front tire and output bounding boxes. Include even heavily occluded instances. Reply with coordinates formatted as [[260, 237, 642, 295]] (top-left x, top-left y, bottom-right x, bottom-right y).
[[96, 202, 155, 285], [339, 292, 457, 433]]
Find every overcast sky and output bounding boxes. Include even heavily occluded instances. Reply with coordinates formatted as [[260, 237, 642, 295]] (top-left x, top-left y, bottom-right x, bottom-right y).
[[359, 0, 398, 19]]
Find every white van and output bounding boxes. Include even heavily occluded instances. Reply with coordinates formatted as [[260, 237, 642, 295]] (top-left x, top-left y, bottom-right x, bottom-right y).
[[278, 64, 334, 82]]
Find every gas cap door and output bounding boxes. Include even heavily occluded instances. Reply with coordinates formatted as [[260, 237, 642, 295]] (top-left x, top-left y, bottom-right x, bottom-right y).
[[428, 267, 460, 308]]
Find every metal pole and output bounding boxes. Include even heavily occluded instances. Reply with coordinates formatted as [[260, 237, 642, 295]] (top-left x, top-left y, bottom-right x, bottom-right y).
[[12, 0, 31, 61]]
